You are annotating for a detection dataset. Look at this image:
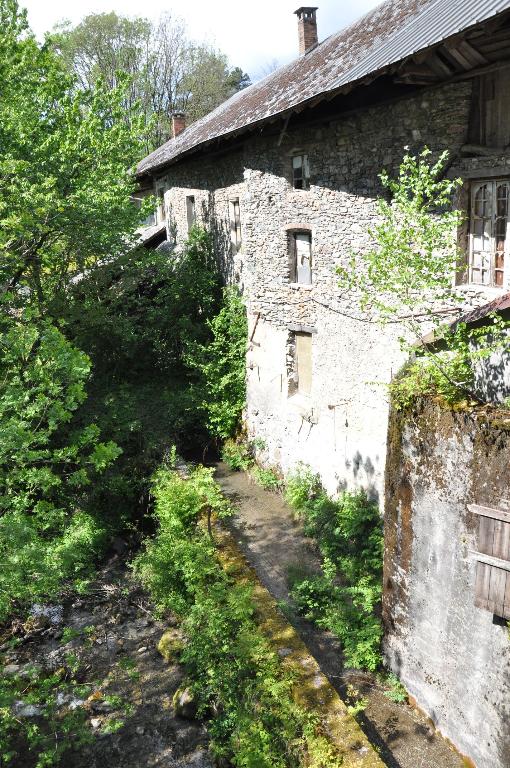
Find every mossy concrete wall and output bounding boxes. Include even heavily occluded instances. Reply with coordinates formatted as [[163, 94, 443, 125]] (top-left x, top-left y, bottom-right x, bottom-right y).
[[214, 524, 385, 768], [383, 399, 510, 768]]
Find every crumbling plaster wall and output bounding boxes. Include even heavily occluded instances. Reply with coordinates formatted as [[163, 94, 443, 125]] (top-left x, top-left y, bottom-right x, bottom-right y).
[[384, 399, 510, 768], [152, 79, 504, 498]]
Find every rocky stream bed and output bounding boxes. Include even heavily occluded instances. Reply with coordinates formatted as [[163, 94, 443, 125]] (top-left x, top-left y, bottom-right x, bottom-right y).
[[1, 555, 211, 768]]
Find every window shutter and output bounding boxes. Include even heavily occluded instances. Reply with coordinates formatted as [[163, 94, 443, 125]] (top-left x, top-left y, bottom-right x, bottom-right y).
[[470, 504, 510, 619], [289, 234, 297, 282]]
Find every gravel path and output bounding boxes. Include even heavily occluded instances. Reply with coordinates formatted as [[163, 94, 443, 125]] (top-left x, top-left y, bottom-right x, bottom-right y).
[[215, 462, 465, 768]]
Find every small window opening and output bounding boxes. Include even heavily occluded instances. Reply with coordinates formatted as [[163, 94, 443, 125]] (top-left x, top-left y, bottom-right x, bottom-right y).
[[229, 199, 242, 254], [186, 195, 196, 232], [289, 231, 312, 284], [132, 193, 156, 227], [290, 331, 312, 397], [470, 180, 509, 288], [292, 154, 310, 190], [156, 188, 166, 224]]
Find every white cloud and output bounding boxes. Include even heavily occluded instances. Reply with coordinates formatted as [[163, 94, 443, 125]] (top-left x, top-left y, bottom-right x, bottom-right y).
[[22, 0, 381, 79]]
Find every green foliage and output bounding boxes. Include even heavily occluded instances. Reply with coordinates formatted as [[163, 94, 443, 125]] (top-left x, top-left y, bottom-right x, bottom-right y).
[[0, 0, 145, 311], [382, 673, 408, 704], [221, 438, 254, 471], [390, 315, 510, 410], [251, 466, 282, 492], [60, 227, 223, 522], [337, 148, 463, 318], [337, 147, 507, 406], [285, 467, 383, 671], [0, 663, 92, 767], [187, 287, 248, 441], [134, 464, 342, 767], [0, 317, 116, 621]]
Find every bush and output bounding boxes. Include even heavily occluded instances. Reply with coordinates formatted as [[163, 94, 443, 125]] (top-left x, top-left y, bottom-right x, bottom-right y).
[[134, 462, 343, 767], [221, 438, 253, 471], [186, 287, 247, 441], [251, 466, 282, 492], [285, 467, 383, 671], [0, 663, 92, 767]]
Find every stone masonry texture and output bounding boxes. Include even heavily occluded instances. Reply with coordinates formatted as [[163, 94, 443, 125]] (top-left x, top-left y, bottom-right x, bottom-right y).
[[156, 79, 510, 501]]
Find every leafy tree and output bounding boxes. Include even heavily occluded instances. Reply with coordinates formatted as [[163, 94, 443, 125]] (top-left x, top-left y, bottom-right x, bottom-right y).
[[337, 148, 509, 406], [51, 12, 251, 152], [0, 0, 145, 312], [0, 314, 120, 620], [0, 0, 144, 618]]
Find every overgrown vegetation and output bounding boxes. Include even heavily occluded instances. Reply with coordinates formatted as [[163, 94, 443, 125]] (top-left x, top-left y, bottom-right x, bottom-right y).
[[337, 147, 510, 408], [0, 0, 247, 626], [186, 286, 248, 443], [251, 466, 283, 492], [285, 466, 383, 671], [134, 462, 342, 767]]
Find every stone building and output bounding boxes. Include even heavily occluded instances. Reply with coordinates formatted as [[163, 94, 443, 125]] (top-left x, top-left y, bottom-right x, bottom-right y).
[[136, 0, 510, 501], [136, 3, 510, 764]]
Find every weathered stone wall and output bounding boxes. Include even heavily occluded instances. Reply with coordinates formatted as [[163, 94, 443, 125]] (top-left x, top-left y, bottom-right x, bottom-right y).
[[383, 399, 510, 768], [149, 78, 508, 499]]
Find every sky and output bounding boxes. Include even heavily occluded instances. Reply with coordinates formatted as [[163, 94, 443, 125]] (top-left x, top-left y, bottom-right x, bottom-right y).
[[22, 0, 382, 80]]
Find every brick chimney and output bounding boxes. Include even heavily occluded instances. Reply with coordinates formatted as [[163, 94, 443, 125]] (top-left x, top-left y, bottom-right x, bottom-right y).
[[171, 111, 186, 138], [294, 7, 318, 55]]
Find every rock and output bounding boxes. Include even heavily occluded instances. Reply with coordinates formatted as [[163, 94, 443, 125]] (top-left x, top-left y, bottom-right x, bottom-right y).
[[56, 692, 85, 710], [14, 701, 42, 717], [30, 603, 64, 626], [90, 717, 102, 729], [3, 664, 20, 676], [137, 646, 148, 654], [173, 686, 197, 719], [23, 614, 50, 633], [158, 629, 184, 663]]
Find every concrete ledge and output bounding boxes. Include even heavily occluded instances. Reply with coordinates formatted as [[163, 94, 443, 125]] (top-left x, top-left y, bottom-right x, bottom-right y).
[[214, 524, 385, 768]]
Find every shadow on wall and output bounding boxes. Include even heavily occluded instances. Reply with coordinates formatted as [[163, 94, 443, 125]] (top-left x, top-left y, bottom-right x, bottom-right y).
[[473, 343, 510, 405], [339, 449, 379, 502], [200, 197, 234, 284]]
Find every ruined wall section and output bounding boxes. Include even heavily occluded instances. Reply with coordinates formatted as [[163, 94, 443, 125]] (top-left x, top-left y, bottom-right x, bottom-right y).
[[384, 399, 510, 768]]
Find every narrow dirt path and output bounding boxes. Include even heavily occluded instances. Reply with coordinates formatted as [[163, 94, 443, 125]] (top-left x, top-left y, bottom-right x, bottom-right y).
[[214, 462, 465, 768], [2, 557, 211, 768]]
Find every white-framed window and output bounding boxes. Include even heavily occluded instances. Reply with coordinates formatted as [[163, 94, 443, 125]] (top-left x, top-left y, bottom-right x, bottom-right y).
[[229, 199, 242, 254], [186, 195, 196, 232], [292, 154, 310, 190], [289, 230, 312, 284], [469, 180, 509, 288]]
